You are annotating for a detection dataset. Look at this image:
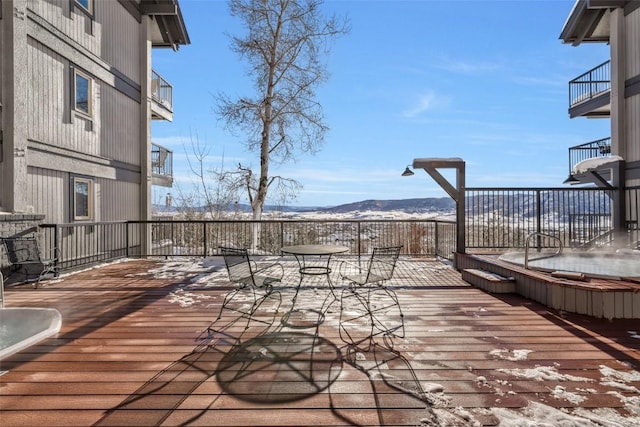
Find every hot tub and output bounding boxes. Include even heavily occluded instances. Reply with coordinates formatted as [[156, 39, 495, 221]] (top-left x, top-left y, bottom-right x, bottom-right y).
[[0, 308, 62, 360], [499, 250, 640, 280]]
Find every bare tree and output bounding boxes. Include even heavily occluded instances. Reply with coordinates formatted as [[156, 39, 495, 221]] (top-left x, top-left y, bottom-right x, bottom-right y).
[[174, 132, 243, 220], [217, 0, 349, 220]]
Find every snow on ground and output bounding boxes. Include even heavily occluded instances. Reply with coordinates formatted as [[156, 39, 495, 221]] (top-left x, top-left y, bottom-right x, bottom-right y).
[[489, 348, 533, 361], [57, 257, 640, 427], [267, 209, 456, 222]]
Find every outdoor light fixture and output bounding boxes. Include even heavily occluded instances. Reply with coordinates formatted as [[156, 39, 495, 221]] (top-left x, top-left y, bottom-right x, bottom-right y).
[[563, 174, 580, 184], [401, 166, 414, 176]]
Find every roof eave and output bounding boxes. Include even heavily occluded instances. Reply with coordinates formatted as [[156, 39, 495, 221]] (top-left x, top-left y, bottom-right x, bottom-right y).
[[559, 0, 630, 46], [141, 0, 191, 50], [559, 1, 608, 45]]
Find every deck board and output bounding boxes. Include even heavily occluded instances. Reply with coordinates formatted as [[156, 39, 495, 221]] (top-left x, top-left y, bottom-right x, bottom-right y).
[[1, 258, 639, 426]]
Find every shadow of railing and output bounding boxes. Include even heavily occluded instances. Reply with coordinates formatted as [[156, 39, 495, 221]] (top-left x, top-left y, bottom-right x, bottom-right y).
[[94, 275, 450, 426]]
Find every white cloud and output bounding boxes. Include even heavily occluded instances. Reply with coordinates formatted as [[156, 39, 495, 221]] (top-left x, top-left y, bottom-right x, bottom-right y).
[[402, 91, 451, 118], [435, 57, 502, 75]]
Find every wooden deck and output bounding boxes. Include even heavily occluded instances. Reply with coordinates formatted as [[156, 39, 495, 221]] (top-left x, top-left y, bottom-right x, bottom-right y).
[[1, 258, 639, 426]]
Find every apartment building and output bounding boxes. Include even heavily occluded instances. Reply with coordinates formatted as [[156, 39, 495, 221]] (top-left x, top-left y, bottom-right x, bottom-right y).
[[560, 0, 640, 243], [0, 0, 189, 236]]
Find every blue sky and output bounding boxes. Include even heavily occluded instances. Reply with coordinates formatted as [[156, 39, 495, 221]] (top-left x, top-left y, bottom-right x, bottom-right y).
[[152, 0, 610, 208]]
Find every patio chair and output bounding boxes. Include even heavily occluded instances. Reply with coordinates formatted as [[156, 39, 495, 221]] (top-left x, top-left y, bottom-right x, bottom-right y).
[[338, 245, 404, 351], [2, 236, 59, 288], [214, 246, 283, 332]]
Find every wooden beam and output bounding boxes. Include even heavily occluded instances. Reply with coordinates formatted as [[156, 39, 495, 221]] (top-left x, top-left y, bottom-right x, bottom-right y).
[[411, 158, 466, 258], [140, 3, 178, 16]]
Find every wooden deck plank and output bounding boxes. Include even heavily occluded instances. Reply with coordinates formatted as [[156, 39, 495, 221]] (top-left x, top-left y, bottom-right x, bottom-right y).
[[1, 258, 639, 426]]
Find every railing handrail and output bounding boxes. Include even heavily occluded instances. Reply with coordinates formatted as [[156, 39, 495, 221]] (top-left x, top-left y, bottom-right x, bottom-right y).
[[524, 232, 563, 269], [568, 137, 611, 151], [568, 59, 611, 108], [42, 218, 456, 228], [567, 136, 611, 173], [569, 60, 610, 84], [151, 69, 173, 110], [151, 143, 173, 178]]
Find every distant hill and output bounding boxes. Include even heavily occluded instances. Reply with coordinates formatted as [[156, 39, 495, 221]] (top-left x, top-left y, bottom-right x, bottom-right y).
[[153, 197, 456, 214], [317, 197, 455, 213]]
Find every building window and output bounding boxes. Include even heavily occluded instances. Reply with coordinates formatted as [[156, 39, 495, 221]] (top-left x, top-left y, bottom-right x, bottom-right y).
[[73, 68, 92, 117], [73, 177, 94, 221], [74, 0, 93, 14]]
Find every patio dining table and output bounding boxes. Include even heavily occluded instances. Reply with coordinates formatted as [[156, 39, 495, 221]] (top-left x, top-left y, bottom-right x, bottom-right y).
[[280, 244, 349, 327], [281, 244, 349, 278]]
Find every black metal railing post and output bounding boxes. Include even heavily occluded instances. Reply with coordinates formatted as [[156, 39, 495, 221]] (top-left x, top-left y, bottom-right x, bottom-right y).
[[126, 222, 130, 258]]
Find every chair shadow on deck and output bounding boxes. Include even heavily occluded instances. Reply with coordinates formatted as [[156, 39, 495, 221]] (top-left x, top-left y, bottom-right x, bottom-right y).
[[93, 256, 451, 427], [92, 282, 285, 426]]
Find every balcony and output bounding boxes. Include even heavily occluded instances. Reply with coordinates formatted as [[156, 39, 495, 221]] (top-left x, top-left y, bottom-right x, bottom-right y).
[[151, 142, 173, 187], [568, 60, 610, 118], [566, 137, 611, 177], [151, 70, 174, 121]]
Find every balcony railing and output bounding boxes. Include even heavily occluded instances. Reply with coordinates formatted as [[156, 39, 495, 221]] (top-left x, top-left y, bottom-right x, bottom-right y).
[[151, 143, 173, 178], [569, 60, 610, 108], [151, 69, 173, 112], [36, 187, 640, 274], [567, 137, 611, 174]]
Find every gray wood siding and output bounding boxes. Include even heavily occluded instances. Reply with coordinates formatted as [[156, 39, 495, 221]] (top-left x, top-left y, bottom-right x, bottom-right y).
[[26, 167, 68, 224], [626, 8, 639, 171], [27, 36, 140, 167], [27, 37, 101, 155], [31, 0, 141, 84], [624, 7, 640, 188], [30, 0, 99, 55], [99, 178, 140, 221], [28, 167, 140, 223], [627, 94, 640, 164], [96, 0, 141, 81], [627, 7, 640, 77], [100, 83, 141, 165]]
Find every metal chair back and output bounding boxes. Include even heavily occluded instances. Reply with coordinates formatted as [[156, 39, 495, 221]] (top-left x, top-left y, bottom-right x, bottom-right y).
[[365, 245, 402, 283], [220, 246, 254, 285]]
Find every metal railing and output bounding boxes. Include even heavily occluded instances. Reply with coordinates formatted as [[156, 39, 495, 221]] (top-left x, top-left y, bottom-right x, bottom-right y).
[[626, 186, 640, 248], [465, 187, 615, 250], [567, 137, 611, 174], [39, 219, 457, 273], [151, 69, 173, 111], [569, 60, 610, 108], [35, 187, 640, 274], [151, 142, 173, 178]]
